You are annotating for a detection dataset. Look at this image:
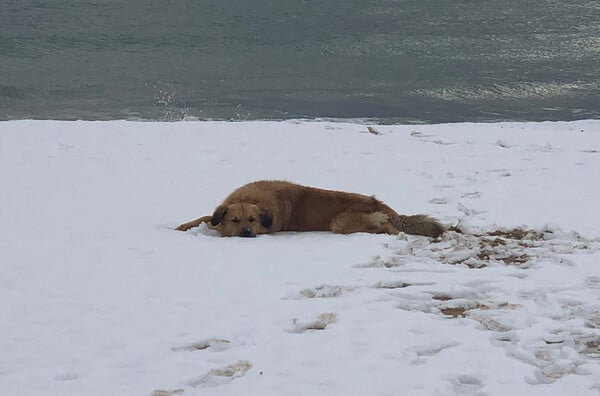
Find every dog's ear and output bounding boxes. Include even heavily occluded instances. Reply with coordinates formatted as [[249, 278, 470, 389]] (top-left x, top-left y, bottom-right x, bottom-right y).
[[211, 205, 228, 226], [259, 207, 273, 228]]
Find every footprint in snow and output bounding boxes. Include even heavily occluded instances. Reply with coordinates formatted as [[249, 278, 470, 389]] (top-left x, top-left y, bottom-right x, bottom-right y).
[[394, 289, 518, 328], [407, 341, 460, 364], [496, 139, 511, 148], [429, 197, 448, 204], [373, 280, 412, 289], [54, 373, 80, 382], [373, 280, 435, 289], [586, 276, 600, 289], [453, 374, 485, 396], [284, 284, 356, 300], [457, 202, 485, 217], [151, 389, 184, 396], [184, 360, 253, 388], [461, 191, 480, 199], [288, 313, 337, 333], [171, 338, 231, 352], [410, 131, 434, 138], [354, 255, 404, 268], [429, 139, 454, 145], [539, 142, 559, 152]]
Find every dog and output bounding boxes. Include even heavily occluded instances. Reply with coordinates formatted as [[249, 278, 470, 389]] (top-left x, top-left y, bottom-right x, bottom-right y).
[[175, 180, 444, 238]]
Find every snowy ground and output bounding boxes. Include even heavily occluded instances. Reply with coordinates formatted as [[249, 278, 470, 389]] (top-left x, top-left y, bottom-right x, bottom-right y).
[[1, 120, 599, 396]]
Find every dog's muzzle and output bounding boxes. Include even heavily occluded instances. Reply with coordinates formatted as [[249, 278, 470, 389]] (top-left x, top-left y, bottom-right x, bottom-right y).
[[239, 228, 254, 237]]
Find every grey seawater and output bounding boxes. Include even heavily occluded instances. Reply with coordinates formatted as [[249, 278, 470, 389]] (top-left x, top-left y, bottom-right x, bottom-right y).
[[2, 0, 599, 123]]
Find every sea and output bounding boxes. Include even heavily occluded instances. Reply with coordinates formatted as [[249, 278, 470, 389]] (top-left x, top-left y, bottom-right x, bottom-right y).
[[2, 0, 599, 123]]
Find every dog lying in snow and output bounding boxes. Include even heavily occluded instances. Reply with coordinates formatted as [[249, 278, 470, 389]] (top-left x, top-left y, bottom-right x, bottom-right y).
[[176, 180, 444, 238]]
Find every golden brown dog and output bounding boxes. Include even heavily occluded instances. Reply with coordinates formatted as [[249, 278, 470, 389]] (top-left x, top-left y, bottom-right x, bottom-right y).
[[175, 180, 444, 238]]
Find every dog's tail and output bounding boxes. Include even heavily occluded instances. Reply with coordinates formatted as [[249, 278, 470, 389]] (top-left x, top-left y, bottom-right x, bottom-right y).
[[392, 214, 445, 238], [381, 205, 445, 237]]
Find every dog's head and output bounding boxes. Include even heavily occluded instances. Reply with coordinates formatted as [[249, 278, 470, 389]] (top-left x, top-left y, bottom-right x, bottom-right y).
[[210, 203, 273, 237]]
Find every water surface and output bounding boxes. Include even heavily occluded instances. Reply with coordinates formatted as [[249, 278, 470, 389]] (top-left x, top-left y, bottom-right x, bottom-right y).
[[2, 0, 599, 122]]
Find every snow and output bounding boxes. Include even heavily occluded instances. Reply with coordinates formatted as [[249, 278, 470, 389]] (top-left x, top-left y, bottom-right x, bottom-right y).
[[1, 119, 599, 396]]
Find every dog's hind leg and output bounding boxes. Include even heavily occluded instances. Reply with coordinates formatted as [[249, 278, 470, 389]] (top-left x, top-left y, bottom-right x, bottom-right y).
[[330, 211, 400, 235], [175, 215, 213, 231]]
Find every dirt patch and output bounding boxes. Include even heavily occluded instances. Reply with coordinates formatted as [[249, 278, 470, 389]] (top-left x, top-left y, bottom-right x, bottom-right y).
[[477, 248, 530, 265], [578, 336, 600, 358], [486, 228, 546, 240], [436, 299, 520, 318], [440, 302, 489, 318], [486, 237, 507, 247], [440, 307, 468, 317], [498, 302, 521, 309], [381, 226, 595, 273], [439, 228, 550, 267]]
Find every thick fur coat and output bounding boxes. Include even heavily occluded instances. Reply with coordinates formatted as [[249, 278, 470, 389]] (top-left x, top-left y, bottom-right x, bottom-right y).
[[176, 180, 444, 238]]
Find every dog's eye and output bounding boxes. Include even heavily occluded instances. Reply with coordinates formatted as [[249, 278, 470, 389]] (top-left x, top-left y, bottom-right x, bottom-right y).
[[248, 217, 255, 222], [231, 218, 240, 223]]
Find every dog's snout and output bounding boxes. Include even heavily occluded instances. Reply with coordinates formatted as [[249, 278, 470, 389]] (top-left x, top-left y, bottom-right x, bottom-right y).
[[239, 227, 253, 237]]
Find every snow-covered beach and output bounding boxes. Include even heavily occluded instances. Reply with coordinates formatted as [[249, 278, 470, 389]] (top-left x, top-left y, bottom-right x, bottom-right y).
[[1, 120, 599, 395]]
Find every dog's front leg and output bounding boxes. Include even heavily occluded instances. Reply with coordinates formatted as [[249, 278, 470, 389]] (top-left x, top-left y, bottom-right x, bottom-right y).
[[175, 215, 213, 231]]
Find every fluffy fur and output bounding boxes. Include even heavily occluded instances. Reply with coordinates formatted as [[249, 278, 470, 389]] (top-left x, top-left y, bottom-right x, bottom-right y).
[[176, 180, 444, 238]]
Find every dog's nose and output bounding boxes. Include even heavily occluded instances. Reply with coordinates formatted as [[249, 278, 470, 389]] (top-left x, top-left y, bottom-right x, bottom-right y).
[[239, 228, 253, 237]]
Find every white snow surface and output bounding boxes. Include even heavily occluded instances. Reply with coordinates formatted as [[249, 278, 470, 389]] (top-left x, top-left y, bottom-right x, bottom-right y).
[[1, 120, 600, 396]]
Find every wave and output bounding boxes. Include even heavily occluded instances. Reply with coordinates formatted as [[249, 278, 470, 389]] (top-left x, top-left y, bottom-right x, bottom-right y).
[[413, 82, 596, 102]]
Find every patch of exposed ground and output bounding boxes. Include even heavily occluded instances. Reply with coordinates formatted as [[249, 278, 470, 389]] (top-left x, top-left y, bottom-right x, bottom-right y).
[[377, 227, 596, 269]]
